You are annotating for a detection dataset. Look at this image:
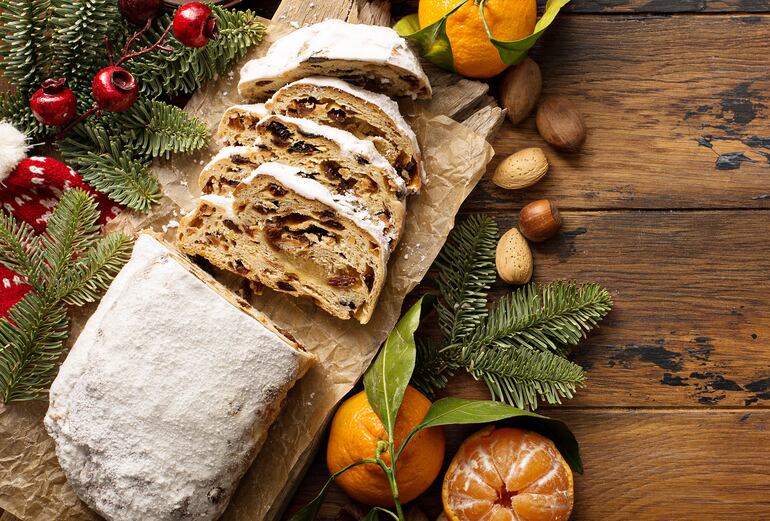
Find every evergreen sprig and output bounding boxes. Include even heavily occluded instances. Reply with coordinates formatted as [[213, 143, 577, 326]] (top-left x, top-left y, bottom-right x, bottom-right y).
[[0, 0, 52, 92], [128, 6, 266, 98], [413, 215, 613, 410], [0, 4, 265, 213], [0, 189, 132, 403]]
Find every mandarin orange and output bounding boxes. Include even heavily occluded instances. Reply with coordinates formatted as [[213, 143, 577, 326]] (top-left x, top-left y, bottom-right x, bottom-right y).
[[443, 426, 573, 521], [327, 386, 446, 507], [418, 0, 537, 78]]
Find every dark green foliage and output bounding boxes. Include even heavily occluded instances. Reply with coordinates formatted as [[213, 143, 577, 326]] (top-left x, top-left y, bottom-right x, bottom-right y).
[[0, 91, 52, 140], [0, 0, 52, 92], [128, 6, 266, 98], [49, 0, 123, 93], [0, 190, 132, 402], [413, 215, 613, 410]]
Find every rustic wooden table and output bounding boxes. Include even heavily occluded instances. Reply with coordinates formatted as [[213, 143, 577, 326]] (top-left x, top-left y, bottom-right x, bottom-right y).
[[2, 1, 769, 520], [278, 1, 770, 520]]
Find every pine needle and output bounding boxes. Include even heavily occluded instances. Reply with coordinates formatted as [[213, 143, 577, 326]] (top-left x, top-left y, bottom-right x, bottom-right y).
[[0, 189, 133, 403], [0, 0, 52, 92], [415, 215, 613, 409]]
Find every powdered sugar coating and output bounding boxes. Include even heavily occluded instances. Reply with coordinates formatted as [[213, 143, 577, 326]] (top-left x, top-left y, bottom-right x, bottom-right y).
[[238, 19, 430, 99], [266, 114, 406, 193], [244, 161, 391, 254], [44, 235, 314, 521]]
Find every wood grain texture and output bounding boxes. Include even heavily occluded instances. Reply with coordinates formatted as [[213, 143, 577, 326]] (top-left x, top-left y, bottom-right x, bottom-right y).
[[391, 0, 770, 14], [421, 209, 770, 408], [464, 14, 770, 210], [285, 410, 770, 521]]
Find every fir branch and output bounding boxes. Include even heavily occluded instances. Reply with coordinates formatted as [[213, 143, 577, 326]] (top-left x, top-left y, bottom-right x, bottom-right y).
[[0, 293, 69, 403], [49, 0, 123, 94], [0, 91, 51, 140], [466, 282, 614, 357], [0, 212, 43, 290], [59, 139, 162, 212], [0, 0, 52, 92], [63, 232, 132, 306], [101, 99, 209, 159], [435, 214, 497, 343], [128, 6, 265, 98], [412, 337, 460, 398], [0, 190, 132, 403], [39, 189, 102, 299], [468, 343, 586, 410]]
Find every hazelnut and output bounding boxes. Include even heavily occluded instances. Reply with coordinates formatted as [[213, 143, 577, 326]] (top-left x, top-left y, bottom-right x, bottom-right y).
[[496, 228, 533, 285], [536, 96, 586, 152], [492, 147, 549, 190], [500, 58, 542, 126], [518, 199, 562, 242]]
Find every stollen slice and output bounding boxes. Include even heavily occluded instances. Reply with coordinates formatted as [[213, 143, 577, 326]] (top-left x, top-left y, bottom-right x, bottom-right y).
[[44, 234, 316, 521], [178, 162, 391, 324], [237, 19, 431, 101], [265, 77, 423, 193]]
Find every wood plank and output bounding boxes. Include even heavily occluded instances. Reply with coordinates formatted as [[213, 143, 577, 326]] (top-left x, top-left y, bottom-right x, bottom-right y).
[[391, 0, 770, 15], [286, 409, 770, 520], [463, 14, 770, 210], [414, 209, 770, 408]]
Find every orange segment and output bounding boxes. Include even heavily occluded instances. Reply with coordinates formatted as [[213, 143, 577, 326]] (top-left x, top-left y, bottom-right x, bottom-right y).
[[327, 386, 446, 507], [418, 0, 537, 78], [443, 426, 573, 521]]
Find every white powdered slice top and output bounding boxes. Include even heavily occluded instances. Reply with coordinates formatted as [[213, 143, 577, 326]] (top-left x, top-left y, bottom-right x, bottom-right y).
[[44, 234, 313, 521], [205, 145, 252, 167], [267, 114, 406, 193], [200, 193, 236, 218], [289, 76, 421, 161], [227, 103, 269, 119], [239, 19, 429, 97], [244, 162, 391, 254]]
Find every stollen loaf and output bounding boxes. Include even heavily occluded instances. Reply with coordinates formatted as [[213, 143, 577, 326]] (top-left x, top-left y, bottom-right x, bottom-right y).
[[238, 19, 431, 100], [44, 234, 316, 521], [178, 161, 390, 324]]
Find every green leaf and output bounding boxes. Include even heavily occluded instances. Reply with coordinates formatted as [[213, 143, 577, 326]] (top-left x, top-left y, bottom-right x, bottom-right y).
[[481, 0, 571, 66], [364, 297, 428, 438], [414, 397, 582, 473], [393, 0, 469, 72], [361, 510, 379, 521], [287, 459, 373, 521]]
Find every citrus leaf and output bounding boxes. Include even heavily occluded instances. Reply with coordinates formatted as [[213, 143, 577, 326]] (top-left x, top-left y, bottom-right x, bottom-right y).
[[481, 0, 571, 66], [393, 0, 469, 72], [412, 397, 582, 473], [364, 297, 429, 439], [287, 460, 374, 521]]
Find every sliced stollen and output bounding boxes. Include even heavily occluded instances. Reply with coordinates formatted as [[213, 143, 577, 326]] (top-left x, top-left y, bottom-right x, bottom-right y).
[[44, 234, 316, 521], [178, 162, 390, 324], [198, 145, 271, 195], [238, 19, 431, 101], [265, 77, 423, 193]]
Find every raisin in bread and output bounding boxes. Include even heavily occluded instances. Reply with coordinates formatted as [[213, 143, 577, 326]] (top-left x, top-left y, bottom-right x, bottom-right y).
[[238, 19, 431, 101], [45, 234, 316, 521], [198, 145, 271, 195], [178, 162, 391, 324], [265, 77, 423, 193], [217, 103, 269, 144]]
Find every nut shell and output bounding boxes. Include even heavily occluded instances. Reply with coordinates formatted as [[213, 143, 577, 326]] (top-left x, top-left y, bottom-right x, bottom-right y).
[[518, 199, 562, 242], [496, 228, 533, 285], [536, 96, 586, 152], [500, 58, 542, 126], [492, 147, 549, 190]]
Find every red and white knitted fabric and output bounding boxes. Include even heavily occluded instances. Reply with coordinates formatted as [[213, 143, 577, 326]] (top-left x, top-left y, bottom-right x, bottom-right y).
[[0, 123, 120, 316]]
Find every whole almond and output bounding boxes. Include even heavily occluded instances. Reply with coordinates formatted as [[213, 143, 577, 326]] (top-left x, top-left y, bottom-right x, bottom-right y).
[[500, 58, 542, 126], [536, 96, 586, 151], [496, 228, 533, 285], [492, 147, 549, 190]]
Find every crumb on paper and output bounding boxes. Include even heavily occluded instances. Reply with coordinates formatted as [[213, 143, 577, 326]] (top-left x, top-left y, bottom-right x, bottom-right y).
[[289, 21, 300, 29], [309, 2, 315, 6], [161, 220, 180, 233], [403, 254, 409, 260], [180, 180, 188, 187]]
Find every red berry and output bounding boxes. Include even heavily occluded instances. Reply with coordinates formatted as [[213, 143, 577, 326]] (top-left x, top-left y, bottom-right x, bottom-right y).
[[92, 66, 139, 113], [118, 0, 162, 25], [173, 2, 219, 48], [29, 78, 78, 127]]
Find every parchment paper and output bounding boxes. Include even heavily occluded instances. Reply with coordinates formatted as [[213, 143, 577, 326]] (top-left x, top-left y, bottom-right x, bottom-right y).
[[0, 25, 494, 521]]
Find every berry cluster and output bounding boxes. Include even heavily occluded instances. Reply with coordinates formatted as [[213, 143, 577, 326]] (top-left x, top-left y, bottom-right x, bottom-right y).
[[30, 1, 218, 130]]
